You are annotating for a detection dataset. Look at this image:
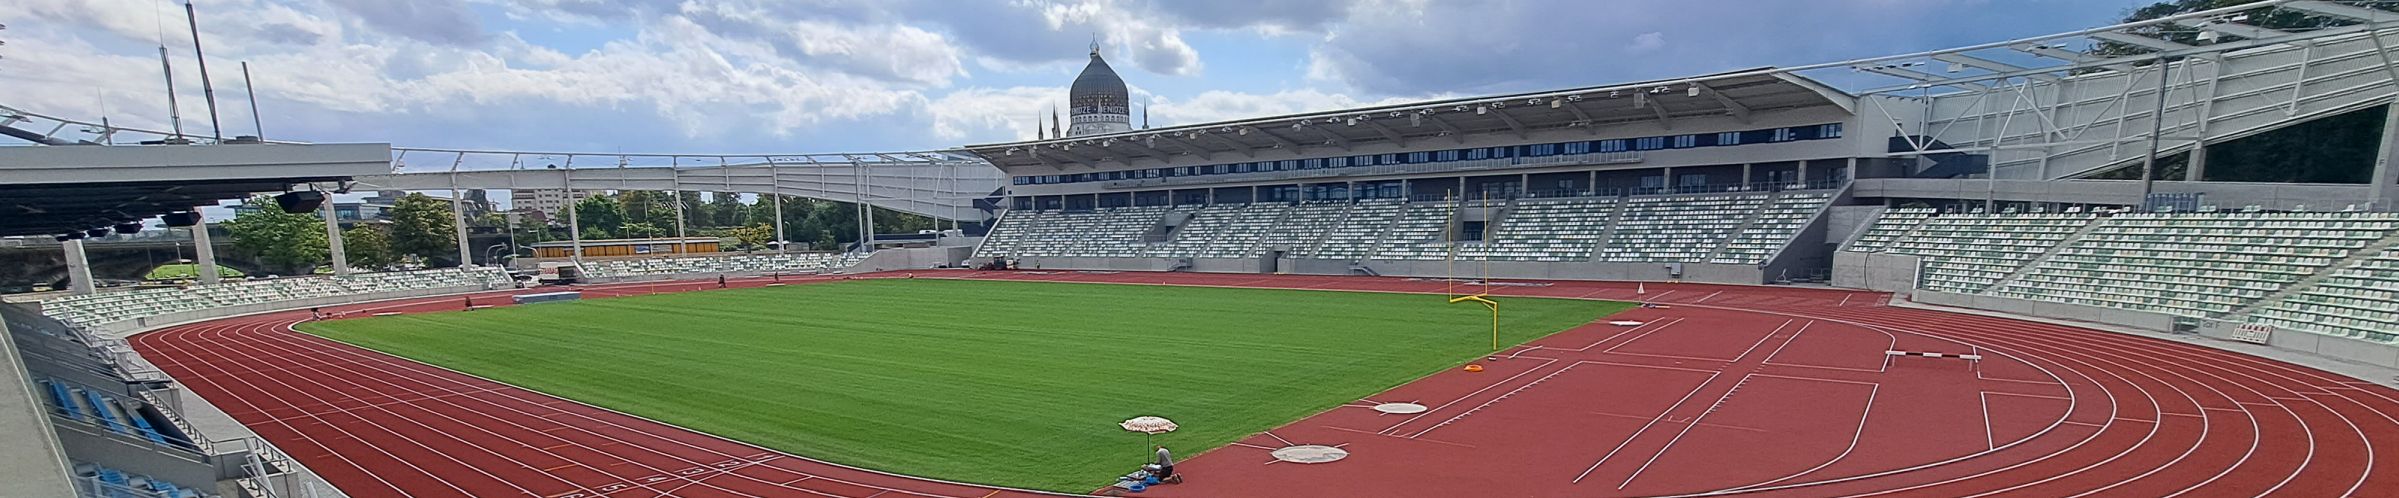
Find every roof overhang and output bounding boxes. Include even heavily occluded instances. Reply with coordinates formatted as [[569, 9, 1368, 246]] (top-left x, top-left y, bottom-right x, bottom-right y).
[[962, 69, 1855, 172], [0, 143, 391, 237]]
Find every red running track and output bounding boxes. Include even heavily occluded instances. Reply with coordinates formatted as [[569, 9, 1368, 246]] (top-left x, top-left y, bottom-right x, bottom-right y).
[[940, 271, 2399, 498], [131, 276, 1063, 498], [133, 271, 2399, 497]]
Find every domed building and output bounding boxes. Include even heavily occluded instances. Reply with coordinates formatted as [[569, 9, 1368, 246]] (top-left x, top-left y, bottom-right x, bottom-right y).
[[1066, 46, 1133, 137]]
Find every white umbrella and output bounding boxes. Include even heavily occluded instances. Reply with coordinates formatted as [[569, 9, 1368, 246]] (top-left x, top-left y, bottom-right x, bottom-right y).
[[1121, 416, 1178, 464]]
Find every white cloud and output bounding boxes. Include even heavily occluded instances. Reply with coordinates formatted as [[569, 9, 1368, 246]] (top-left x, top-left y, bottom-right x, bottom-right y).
[[927, 87, 1068, 142], [1, 0, 2141, 154], [1627, 32, 1665, 54], [320, 0, 487, 46]]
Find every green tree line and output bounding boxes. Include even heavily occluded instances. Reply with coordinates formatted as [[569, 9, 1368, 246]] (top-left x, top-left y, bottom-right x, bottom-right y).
[[220, 191, 943, 274], [550, 191, 937, 251]]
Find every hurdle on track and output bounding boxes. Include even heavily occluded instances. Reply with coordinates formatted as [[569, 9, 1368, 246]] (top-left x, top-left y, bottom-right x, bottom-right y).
[[1885, 346, 1983, 369]]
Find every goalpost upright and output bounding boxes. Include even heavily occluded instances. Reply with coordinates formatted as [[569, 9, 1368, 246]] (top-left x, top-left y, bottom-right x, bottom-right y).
[[1445, 190, 1500, 351]]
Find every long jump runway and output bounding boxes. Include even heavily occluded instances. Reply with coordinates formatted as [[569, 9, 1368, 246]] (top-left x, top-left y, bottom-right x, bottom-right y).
[[131, 272, 2399, 497]]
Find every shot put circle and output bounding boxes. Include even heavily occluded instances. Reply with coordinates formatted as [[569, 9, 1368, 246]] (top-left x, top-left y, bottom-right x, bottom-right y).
[[1270, 445, 1350, 464]]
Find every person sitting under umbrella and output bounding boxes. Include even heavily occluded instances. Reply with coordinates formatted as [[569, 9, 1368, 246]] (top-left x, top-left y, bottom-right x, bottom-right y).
[[1151, 446, 1176, 481]]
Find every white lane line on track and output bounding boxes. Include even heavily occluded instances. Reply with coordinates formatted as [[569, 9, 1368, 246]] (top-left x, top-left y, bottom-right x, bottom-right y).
[[271, 321, 1000, 498], [1618, 373, 1753, 490], [226, 319, 695, 497], [1571, 371, 1723, 484], [136, 321, 429, 497]]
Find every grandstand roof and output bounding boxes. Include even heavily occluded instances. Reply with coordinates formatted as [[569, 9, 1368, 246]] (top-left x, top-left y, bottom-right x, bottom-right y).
[[0, 143, 391, 237], [963, 70, 1854, 171]]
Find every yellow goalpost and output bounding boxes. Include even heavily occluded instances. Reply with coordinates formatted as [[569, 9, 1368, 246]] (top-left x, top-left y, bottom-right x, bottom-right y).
[[1446, 191, 1501, 352]]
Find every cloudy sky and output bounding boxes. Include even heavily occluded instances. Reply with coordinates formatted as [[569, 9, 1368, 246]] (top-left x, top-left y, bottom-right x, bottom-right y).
[[5, 0, 2153, 156]]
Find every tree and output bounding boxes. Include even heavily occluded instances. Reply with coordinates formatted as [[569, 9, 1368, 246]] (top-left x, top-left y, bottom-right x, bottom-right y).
[[472, 212, 508, 229], [389, 193, 460, 267], [676, 191, 705, 233], [618, 190, 674, 226], [618, 222, 667, 239], [726, 223, 774, 250], [574, 194, 625, 238], [709, 192, 747, 228], [343, 224, 400, 271], [218, 195, 327, 275]]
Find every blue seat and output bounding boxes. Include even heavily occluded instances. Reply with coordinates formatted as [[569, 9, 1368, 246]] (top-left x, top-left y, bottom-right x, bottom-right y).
[[123, 408, 172, 446], [43, 381, 81, 420], [80, 390, 128, 434]]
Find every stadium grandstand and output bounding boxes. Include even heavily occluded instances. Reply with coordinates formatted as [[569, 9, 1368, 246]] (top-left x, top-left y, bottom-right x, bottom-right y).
[[3, 0, 2399, 497]]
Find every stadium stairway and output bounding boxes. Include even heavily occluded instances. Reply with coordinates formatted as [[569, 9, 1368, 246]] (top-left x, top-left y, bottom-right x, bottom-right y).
[[2227, 230, 2399, 319], [1583, 199, 1630, 261], [1980, 212, 2112, 292], [1700, 193, 1773, 262]]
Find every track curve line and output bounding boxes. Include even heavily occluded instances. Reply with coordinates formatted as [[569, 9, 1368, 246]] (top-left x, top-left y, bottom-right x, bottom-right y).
[[124, 272, 2399, 497], [131, 276, 1076, 498]]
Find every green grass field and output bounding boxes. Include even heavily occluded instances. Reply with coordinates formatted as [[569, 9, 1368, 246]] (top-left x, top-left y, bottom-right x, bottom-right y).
[[299, 278, 1630, 491], [145, 263, 244, 280]]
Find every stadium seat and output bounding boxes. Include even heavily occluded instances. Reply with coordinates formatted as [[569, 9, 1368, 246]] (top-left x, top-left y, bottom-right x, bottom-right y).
[[1997, 212, 2399, 319], [1843, 207, 1937, 253]]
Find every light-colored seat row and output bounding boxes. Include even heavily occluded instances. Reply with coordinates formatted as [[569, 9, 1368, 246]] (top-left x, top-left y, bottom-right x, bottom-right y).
[[1845, 207, 1936, 253], [2251, 246, 2399, 344], [1881, 214, 2096, 294], [576, 253, 843, 278], [976, 191, 1835, 264], [1371, 202, 1464, 261], [1459, 198, 1618, 262], [43, 268, 513, 328], [1714, 193, 1832, 264], [1599, 194, 1766, 262], [971, 207, 1169, 259], [1996, 212, 2399, 319]]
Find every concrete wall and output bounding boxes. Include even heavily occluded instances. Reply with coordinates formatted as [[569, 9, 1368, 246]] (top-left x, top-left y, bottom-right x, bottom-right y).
[[1823, 205, 1885, 247], [1912, 289, 2179, 332], [1830, 251, 1921, 294], [2196, 320, 2399, 370], [0, 313, 78, 498], [847, 246, 975, 273]]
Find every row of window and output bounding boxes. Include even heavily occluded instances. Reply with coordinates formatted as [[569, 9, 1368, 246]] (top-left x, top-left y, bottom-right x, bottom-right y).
[[1013, 123, 1844, 185]]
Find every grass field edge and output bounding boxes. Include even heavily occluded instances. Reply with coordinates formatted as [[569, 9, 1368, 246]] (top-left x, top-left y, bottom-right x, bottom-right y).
[[284, 319, 1098, 497], [295, 277, 1636, 492]]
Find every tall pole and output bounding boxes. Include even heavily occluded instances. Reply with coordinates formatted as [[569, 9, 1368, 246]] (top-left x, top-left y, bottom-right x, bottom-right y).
[[2139, 57, 2175, 207], [190, 215, 221, 285], [183, 1, 223, 141], [767, 157, 787, 253], [157, 47, 186, 140], [854, 159, 870, 251], [322, 197, 350, 276], [565, 157, 584, 264], [672, 159, 690, 255], [240, 61, 263, 139]]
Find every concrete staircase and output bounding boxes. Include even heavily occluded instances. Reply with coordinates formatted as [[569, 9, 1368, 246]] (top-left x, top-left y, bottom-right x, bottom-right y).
[[1980, 215, 2112, 295], [1701, 194, 1775, 261], [2225, 230, 2399, 319], [1585, 199, 1631, 261]]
